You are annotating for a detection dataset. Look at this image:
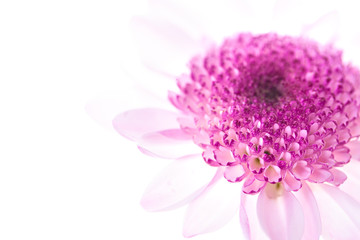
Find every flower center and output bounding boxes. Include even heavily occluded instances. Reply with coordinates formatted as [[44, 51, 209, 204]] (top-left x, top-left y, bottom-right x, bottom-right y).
[[254, 78, 283, 102], [237, 64, 285, 104]]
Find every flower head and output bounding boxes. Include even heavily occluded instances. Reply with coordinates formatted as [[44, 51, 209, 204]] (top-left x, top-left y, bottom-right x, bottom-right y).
[[171, 33, 360, 195], [97, 1, 360, 239]]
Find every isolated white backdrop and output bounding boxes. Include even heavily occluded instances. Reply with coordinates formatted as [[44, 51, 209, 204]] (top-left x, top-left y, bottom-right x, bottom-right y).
[[0, 0, 359, 239]]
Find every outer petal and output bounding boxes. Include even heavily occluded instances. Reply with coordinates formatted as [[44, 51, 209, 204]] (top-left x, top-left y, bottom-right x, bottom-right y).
[[320, 184, 360, 229], [293, 183, 322, 240], [141, 155, 217, 211], [183, 174, 241, 237], [340, 174, 360, 203], [272, 0, 337, 37], [301, 11, 340, 44], [112, 108, 181, 141], [148, 0, 206, 40], [240, 193, 269, 240], [138, 130, 201, 159], [130, 15, 200, 76], [341, 156, 360, 180], [312, 184, 360, 239], [257, 184, 305, 240], [340, 159, 360, 203], [149, 0, 255, 42]]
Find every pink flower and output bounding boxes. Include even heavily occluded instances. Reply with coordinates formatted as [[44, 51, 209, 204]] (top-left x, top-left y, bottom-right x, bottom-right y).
[[92, 1, 360, 239]]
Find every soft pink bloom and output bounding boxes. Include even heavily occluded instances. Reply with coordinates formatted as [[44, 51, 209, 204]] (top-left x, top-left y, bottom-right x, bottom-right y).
[[91, 1, 360, 239]]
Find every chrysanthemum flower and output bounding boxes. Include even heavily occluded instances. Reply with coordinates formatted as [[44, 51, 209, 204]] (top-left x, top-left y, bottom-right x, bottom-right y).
[[91, 0, 360, 239]]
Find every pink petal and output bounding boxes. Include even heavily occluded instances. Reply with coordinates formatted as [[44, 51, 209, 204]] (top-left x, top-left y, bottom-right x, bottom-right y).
[[272, 0, 310, 35], [340, 159, 360, 203], [309, 167, 333, 183], [213, 147, 236, 166], [242, 176, 266, 194], [291, 160, 312, 180], [257, 184, 305, 240], [138, 131, 202, 159], [293, 183, 322, 240], [111, 108, 198, 159], [152, 0, 255, 42], [317, 150, 332, 165], [342, 156, 360, 181], [224, 164, 247, 183], [340, 179, 360, 204], [323, 134, 337, 150], [346, 140, 360, 160], [233, 142, 250, 159], [313, 184, 360, 239], [301, 11, 340, 44], [264, 165, 282, 183], [207, 0, 254, 36], [248, 156, 265, 174], [148, 0, 206, 40], [337, 129, 351, 144], [333, 146, 351, 165], [321, 184, 360, 229], [202, 147, 220, 167], [177, 115, 196, 127], [157, 129, 193, 140], [112, 108, 181, 142], [168, 90, 184, 111], [183, 176, 241, 237], [130, 16, 200, 76], [239, 194, 251, 240], [283, 171, 302, 192], [240, 193, 269, 240], [327, 168, 347, 186], [344, 103, 359, 120], [141, 156, 217, 211], [348, 118, 360, 137], [193, 129, 211, 147]]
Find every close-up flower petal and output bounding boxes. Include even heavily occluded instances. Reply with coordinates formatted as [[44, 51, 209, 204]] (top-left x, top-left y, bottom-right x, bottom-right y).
[[141, 155, 217, 211], [183, 173, 241, 237], [257, 184, 304, 240]]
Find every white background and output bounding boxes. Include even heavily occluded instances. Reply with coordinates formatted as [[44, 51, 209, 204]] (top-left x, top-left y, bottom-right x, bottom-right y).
[[0, 0, 183, 239], [0, 0, 359, 239]]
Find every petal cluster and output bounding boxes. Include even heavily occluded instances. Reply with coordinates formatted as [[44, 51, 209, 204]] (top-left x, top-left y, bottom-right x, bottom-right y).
[[170, 33, 360, 194]]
